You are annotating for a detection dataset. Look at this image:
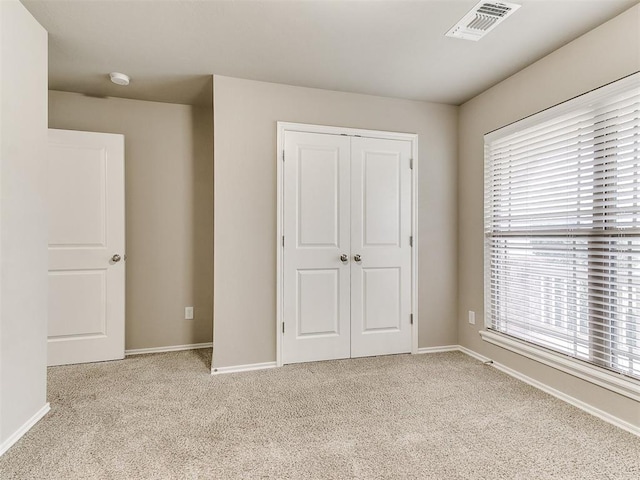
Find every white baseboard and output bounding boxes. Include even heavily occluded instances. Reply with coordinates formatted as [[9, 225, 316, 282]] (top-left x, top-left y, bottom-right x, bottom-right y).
[[492, 360, 640, 437], [416, 345, 459, 354], [457, 346, 640, 437], [211, 361, 277, 375], [125, 342, 212, 356], [0, 403, 50, 457], [457, 345, 491, 363]]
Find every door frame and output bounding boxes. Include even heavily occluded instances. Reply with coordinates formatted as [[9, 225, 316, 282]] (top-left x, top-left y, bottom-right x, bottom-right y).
[[276, 122, 419, 367]]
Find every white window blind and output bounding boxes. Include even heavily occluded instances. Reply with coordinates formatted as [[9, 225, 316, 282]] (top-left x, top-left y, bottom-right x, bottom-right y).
[[484, 73, 640, 381]]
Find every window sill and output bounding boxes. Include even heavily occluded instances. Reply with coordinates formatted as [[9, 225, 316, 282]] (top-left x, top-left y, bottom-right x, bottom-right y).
[[479, 330, 640, 402]]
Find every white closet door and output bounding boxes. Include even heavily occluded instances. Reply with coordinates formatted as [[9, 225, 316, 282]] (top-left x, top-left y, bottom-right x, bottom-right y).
[[282, 132, 351, 364], [47, 129, 125, 366], [350, 137, 412, 357]]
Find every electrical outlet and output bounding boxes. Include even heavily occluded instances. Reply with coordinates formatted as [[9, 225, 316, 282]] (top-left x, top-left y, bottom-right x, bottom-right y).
[[185, 306, 194, 320], [468, 310, 476, 325]]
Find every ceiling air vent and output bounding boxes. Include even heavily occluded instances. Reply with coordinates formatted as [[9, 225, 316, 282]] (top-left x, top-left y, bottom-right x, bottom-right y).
[[446, 1, 521, 41]]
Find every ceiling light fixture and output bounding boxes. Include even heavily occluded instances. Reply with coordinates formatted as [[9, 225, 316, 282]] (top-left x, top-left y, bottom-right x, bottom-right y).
[[109, 72, 130, 86], [446, 1, 521, 41]]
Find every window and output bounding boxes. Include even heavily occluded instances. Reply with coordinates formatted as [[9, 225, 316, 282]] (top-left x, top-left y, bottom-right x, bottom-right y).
[[484, 73, 640, 385]]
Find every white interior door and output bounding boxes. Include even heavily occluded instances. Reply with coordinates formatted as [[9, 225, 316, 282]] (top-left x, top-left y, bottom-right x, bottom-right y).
[[282, 129, 414, 364], [282, 131, 351, 364], [47, 129, 125, 366], [350, 137, 412, 357]]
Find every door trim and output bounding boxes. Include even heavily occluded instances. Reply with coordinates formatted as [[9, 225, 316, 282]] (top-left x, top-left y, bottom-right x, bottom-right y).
[[276, 122, 419, 367]]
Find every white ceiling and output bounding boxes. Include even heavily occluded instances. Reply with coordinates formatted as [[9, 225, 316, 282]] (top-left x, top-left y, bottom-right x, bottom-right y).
[[23, 0, 639, 106]]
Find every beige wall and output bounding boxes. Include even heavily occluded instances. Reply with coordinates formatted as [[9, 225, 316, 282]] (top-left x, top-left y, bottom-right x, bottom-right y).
[[0, 0, 48, 448], [458, 5, 640, 427], [49, 91, 214, 351], [213, 75, 458, 368]]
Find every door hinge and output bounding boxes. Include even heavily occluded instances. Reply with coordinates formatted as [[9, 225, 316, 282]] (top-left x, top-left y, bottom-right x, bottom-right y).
[[410, 158, 414, 170], [282, 322, 285, 334], [282, 235, 285, 247], [410, 314, 414, 325], [409, 236, 413, 247], [282, 150, 285, 161]]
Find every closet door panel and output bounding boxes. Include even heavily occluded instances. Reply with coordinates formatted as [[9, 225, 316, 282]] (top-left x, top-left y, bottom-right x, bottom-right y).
[[282, 131, 351, 364], [350, 137, 412, 357]]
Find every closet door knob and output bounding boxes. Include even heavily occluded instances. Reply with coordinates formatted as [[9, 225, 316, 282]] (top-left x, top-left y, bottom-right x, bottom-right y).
[[340, 254, 348, 263], [354, 254, 361, 262], [111, 254, 122, 263]]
